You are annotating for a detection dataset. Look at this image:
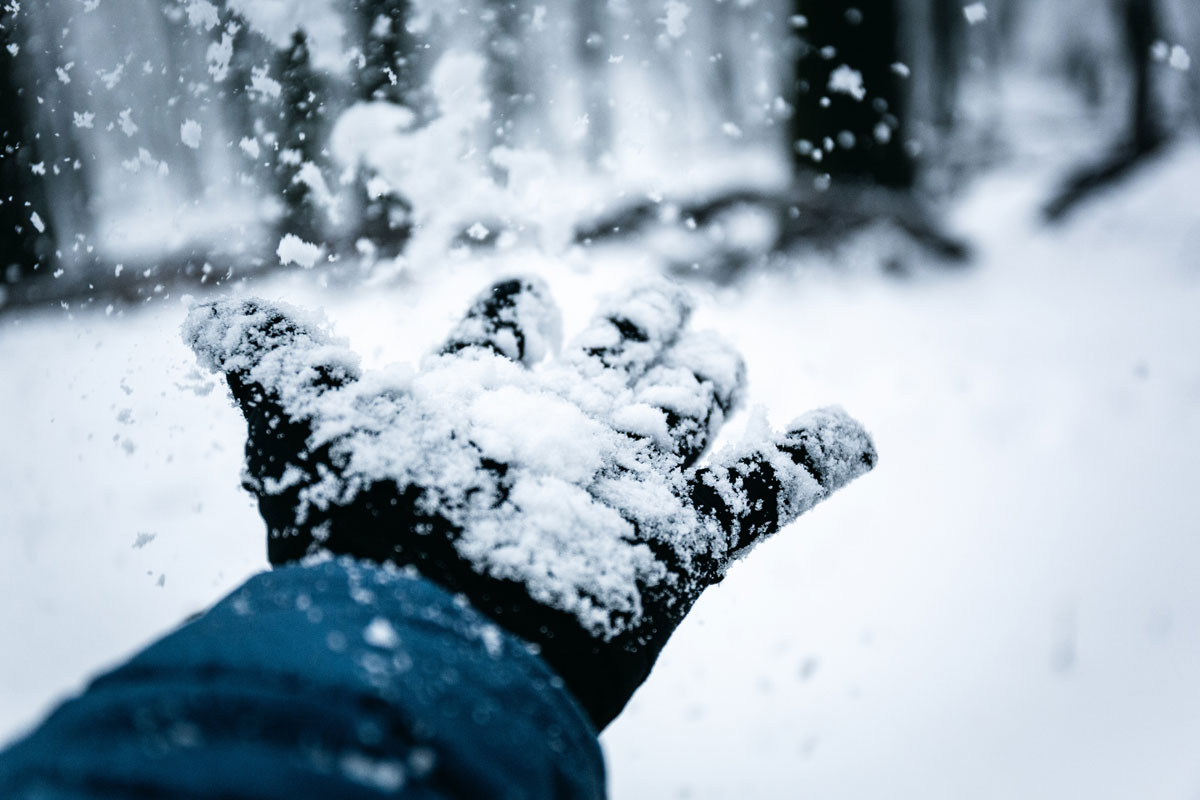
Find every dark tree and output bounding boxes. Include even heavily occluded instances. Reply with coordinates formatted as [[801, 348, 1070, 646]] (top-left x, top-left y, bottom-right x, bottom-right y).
[[789, 0, 915, 189], [485, 0, 524, 149], [929, 0, 964, 133], [707, 0, 744, 129], [577, 0, 613, 165], [221, 12, 274, 168], [275, 30, 327, 243], [348, 0, 418, 251], [0, 8, 56, 286], [3, 0, 94, 283], [355, 0, 418, 103], [1043, 0, 1167, 221], [153, 1, 209, 198]]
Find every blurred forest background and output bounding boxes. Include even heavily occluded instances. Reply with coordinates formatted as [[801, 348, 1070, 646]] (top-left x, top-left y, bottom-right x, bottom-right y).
[[3, 0, 1198, 305]]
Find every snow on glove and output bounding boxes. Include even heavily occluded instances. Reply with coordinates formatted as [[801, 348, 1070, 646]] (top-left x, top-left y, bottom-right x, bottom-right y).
[[183, 278, 876, 729]]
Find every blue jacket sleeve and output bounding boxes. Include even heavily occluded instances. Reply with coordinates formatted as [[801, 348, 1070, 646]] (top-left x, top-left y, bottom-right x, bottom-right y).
[[0, 559, 606, 799]]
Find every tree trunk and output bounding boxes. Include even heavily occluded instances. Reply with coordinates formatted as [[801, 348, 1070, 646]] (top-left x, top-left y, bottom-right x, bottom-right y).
[[1121, 0, 1163, 151], [929, 0, 962, 132], [275, 30, 327, 244], [486, 0, 524, 150], [788, 0, 915, 189]]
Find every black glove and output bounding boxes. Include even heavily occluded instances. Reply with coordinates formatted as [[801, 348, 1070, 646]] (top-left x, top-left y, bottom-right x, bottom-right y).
[[183, 278, 876, 729]]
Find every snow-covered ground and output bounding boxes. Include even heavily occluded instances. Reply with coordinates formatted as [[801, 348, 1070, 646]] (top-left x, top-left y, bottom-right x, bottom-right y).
[[3, 137, 1200, 799]]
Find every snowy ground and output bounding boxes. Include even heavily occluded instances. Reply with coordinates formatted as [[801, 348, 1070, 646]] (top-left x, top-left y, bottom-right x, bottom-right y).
[[3, 137, 1200, 798]]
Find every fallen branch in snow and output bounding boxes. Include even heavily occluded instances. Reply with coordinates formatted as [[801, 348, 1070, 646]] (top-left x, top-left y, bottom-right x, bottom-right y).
[[1041, 135, 1168, 223]]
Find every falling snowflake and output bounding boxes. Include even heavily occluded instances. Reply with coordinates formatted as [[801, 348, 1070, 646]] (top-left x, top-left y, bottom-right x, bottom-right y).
[[180, 119, 203, 149], [827, 65, 866, 101]]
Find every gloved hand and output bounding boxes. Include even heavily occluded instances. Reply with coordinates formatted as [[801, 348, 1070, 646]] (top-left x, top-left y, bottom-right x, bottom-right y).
[[183, 278, 876, 729]]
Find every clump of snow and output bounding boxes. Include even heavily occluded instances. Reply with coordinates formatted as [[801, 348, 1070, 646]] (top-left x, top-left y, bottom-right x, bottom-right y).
[[330, 52, 631, 263], [294, 162, 340, 224], [182, 297, 361, 410], [120, 148, 170, 177], [693, 405, 874, 558], [827, 65, 866, 101], [180, 119, 202, 149], [97, 63, 124, 90], [661, 1, 691, 38], [1151, 41, 1192, 72], [476, 624, 504, 658], [132, 532, 157, 549], [118, 109, 138, 137], [1169, 46, 1191, 72], [184, 0, 219, 30], [487, 145, 582, 252], [329, 52, 493, 263], [569, 282, 694, 382], [963, 2, 988, 24], [632, 328, 747, 459], [183, 282, 874, 640], [363, 616, 400, 649], [206, 26, 236, 82], [330, 103, 417, 167], [248, 66, 282, 99], [276, 234, 324, 269]]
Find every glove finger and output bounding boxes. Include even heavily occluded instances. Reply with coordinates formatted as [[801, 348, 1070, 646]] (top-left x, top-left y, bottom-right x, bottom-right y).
[[183, 298, 361, 404], [627, 330, 746, 466], [439, 277, 562, 366], [688, 406, 876, 570], [569, 281, 693, 387], [183, 299, 362, 564]]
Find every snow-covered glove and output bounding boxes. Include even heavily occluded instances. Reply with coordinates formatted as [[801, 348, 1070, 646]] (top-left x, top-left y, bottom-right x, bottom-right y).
[[183, 278, 876, 729]]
